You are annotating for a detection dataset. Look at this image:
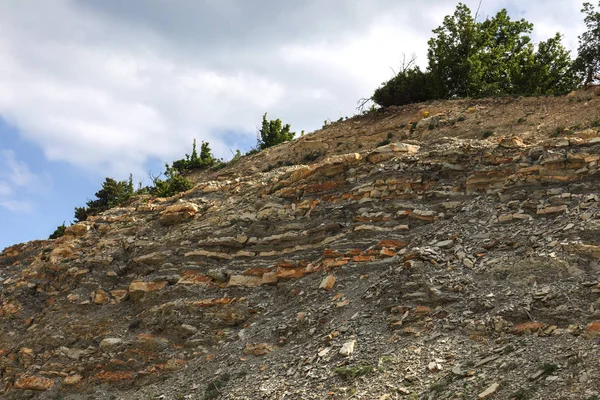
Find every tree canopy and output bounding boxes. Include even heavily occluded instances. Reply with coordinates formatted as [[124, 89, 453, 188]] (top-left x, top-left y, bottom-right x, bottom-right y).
[[373, 2, 580, 107], [574, 1, 600, 84]]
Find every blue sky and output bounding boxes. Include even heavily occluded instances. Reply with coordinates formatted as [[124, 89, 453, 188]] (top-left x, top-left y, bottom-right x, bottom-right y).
[[0, 0, 588, 250]]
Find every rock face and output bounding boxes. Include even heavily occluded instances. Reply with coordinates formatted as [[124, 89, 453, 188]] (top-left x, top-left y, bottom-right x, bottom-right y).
[[2, 94, 600, 399]]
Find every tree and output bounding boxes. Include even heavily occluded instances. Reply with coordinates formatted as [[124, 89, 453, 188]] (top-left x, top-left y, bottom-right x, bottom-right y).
[[427, 4, 538, 97], [258, 113, 294, 149], [574, 2, 600, 85], [74, 176, 134, 222], [524, 34, 579, 95], [373, 3, 577, 107], [427, 3, 480, 98]]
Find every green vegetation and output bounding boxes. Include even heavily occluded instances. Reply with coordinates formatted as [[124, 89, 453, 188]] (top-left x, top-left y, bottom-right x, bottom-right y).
[[512, 388, 531, 400], [258, 113, 294, 149], [573, 2, 600, 84], [147, 164, 194, 198], [303, 150, 324, 162], [334, 364, 373, 380], [377, 138, 391, 147], [171, 139, 217, 173], [372, 2, 585, 107], [48, 222, 67, 239], [74, 176, 135, 222], [540, 363, 558, 375], [205, 373, 231, 400]]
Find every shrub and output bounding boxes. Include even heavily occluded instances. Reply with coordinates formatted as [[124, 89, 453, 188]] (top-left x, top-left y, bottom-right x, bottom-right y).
[[373, 65, 436, 107], [334, 364, 372, 380], [148, 165, 194, 198], [171, 140, 217, 173], [49, 223, 67, 239], [258, 113, 294, 149], [74, 175, 134, 222]]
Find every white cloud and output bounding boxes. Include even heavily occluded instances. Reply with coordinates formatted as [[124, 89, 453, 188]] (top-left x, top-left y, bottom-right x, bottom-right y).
[[1, 149, 38, 186], [0, 200, 33, 214], [0, 0, 588, 178], [0, 149, 46, 213]]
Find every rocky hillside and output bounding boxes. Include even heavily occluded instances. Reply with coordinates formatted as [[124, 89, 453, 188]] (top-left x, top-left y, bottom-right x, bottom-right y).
[[2, 90, 600, 400]]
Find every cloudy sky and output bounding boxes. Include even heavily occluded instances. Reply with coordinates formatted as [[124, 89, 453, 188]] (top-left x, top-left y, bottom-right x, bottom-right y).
[[0, 0, 589, 249]]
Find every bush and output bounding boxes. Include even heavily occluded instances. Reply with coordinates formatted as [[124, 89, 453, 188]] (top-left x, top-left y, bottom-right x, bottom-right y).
[[171, 140, 217, 173], [373, 66, 436, 107], [74, 176, 134, 222], [258, 113, 295, 149], [49, 223, 67, 239], [148, 165, 194, 198]]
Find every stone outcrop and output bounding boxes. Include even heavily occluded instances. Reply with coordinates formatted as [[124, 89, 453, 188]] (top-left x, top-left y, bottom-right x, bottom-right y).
[[1, 93, 600, 399]]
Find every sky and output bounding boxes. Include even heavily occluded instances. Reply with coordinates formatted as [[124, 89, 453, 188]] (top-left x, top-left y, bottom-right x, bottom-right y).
[[0, 0, 589, 250]]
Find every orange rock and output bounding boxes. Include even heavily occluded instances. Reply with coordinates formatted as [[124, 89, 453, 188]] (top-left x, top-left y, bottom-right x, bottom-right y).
[[177, 271, 212, 286], [323, 249, 344, 258], [159, 201, 199, 225], [128, 281, 168, 297], [415, 305, 432, 314], [243, 343, 275, 356], [261, 272, 278, 285], [64, 223, 90, 237], [322, 258, 350, 268], [304, 181, 341, 193], [92, 289, 110, 305], [186, 298, 237, 307], [377, 240, 408, 249], [64, 374, 83, 386], [352, 255, 375, 262], [110, 289, 129, 303], [95, 371, 134, 383], [346, 249, 363, 256], [319, 275, 336, 290], [587, 321, 600, 336], [275, 268, 305, 279], [275, 261, 298, 268], [227, 275, 263, 287], [380, 248, 397, 258], [242, 267, 273, 276], [513, 322, 545, 334], [14, 375, 55, 391]]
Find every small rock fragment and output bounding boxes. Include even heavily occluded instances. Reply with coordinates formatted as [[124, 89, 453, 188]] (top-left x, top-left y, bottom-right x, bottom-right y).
[[478, 383, 499, 399], [339, 340, 356, 356], [319, 275, 336, 290]]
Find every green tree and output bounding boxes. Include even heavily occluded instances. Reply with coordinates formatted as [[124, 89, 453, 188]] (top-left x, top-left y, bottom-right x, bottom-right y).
[[258, 113, 294, 149], [524, 34, 579, 95], [373, 3, 577, 107], [74, 175, 134, 222], [574, 2, 600, 84], [427, 3, 480, 98], [49, 222, 67, 239]]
